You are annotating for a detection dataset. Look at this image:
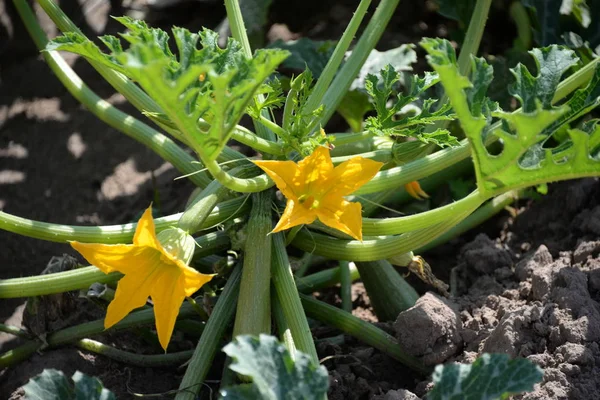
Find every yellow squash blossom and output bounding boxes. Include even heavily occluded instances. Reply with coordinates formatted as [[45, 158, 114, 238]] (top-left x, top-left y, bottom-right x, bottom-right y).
[[71, 207, 214, 351], [404, 180, 430, 200], [254, 146, 383, 241]]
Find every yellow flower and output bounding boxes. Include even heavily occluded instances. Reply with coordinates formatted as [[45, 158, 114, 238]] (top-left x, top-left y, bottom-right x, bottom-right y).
[[254, 146, 383, 241], [71, 207, 214, 351]]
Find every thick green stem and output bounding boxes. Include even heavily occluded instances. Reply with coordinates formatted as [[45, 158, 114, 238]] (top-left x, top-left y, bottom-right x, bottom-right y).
[[0, 198, 246, 243], [205, 158, 273, 193], [292, 202, 479, 261], [176, 265, 242, 400], [304, 0, 372, 113], [339, 261, 352, 313], [300, 294, 429, 375], [296, 264, 360, 293], [76, 339, 193, 367], [233, 191, 273, 336], [318, 0, 401, 127], [272, 297, 297, 360], [0, 232, 228, 298], [271, 233, 319, 363], [355, 260, 418, 321]]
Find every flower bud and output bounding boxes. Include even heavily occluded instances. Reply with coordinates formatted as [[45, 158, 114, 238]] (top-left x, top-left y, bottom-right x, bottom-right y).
[[156, 227, 196, 264]]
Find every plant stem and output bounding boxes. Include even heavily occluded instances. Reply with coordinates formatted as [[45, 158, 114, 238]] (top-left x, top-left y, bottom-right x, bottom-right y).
[[233, 191, 273, 336], [303, 0, 372, 114], [176, 265, 242, 400], [0, 198, 246, 243], [292, 202, 479, 261], [361, 189, 486, 235], [339, 261, 352, 313], [318, 0, 402, 128], [355, 260, 418, 321], [76, 339, 193, 367], [457, 0, 492, 75], [296, 264, 360, 294], [300, 294, 429, 375], [0, 324, 30, 338], [272, 297, 297, 360], [204, 158, 273, 193], [0, 232, 229, 298], [416, 191, 518, 253], [271, 233, 319, 363]]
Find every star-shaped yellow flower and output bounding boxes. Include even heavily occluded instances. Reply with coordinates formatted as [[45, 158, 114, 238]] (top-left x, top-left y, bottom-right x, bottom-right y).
[[71, 207, 214, 351], [254, 146, 383, 241]]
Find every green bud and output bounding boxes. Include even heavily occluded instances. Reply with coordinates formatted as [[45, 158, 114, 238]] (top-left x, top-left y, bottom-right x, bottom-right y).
[[157, 227, 196, 264], [391, 141, 430, 165]]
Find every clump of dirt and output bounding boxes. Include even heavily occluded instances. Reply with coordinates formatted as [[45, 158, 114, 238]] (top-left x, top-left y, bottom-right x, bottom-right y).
[[391, 179, 600, 400]]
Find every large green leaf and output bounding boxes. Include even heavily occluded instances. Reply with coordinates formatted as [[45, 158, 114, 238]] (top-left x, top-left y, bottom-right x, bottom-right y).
[[270, 38, 336, 78], [220, 334, 329, 400], [428, 353, 543, 400], [23, 369, 115, 400], [421, 37, 600, 196], [47, 19, 288, 162]]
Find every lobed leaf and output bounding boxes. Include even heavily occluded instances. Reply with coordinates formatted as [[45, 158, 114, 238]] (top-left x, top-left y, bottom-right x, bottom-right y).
[[220, 334, 329, 400], [22, 369, 115, 400], [47, 18, 289, 162], [428, 353, 543, 400]]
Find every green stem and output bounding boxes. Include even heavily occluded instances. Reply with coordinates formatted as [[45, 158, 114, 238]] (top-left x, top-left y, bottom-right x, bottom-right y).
[[272, 297, 297, 360], [15, 0, 213, 187], [457, 0, 492, 75], [271, 233, 319, 363], [233, 191, 273, 336], [292, 201, 479, 261], [0, 198, 246, 243], [176, 265, 242, 400], [331, 149, 393, 165], [205, 158, 273, 193], [303, 0, 373, 114], [300, 294, 429, 375], [0, 324, 30, 338], [258, 115, 288, 138], [318, 0, 401, 128], [224, 0, 275, 142], [0, 232, 229, 298], [339, 261, 352, 313], [416, 191, 518, 253], [361, 189, 486, 235], [296, 264, 360, 294], [330, 131, 374, 147], [355, 260, 418, 321], [76, 339, 193, 367]]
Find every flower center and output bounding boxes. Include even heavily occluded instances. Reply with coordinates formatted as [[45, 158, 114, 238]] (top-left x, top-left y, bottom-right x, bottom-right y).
[[298, 194, 320, 210]]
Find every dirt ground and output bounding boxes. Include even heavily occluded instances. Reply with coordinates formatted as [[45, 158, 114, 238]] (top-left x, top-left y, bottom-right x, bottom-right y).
[[2, 0, 600, 399]]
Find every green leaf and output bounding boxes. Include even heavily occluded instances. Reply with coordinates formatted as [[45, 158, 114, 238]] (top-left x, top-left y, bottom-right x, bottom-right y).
[[47, 19, 289, 162], [247, 78, 285, 119], [337, 90, 373, 132], [509, 46, 579, 112], [522, 0, 562, 46], [434, 0, 477, 27], [560, 0, 592, 28], [220, 334, 329, 400], [428, 353, 543, 400], [270, 38, 336, 78], [421, 37, 600, 196], [350, 44, 417, 92], [23, 369, 115, 400]]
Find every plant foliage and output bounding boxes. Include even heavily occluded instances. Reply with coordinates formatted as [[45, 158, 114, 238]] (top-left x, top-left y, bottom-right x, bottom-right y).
[[22, 369, 115, 400]]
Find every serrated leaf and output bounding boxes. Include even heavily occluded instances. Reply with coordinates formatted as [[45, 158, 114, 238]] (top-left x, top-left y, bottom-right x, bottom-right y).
[[270, 38, 336, 78], [560, 0, 591, 28], [220, 335, 329, 400], [422, 37, 600, 195], [509, 46, 579, 112], [337, 90, 373, 132], [47, 19, 289, 162], [434, 0, 477, 26], [23, 369, 115, 400], [428, 353, 543, 400]]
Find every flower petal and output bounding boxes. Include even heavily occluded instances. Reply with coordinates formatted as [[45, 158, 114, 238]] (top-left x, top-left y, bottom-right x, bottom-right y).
[[298, 146, 334, 193], [104, 270, 155, 328], [272, 199, 317, 233], [70, 241, 157, 274], [253, 159, 301, 200], [317, 199, 363, 241], [326, 156, 383, 198], [174, 259, 215, 297], [133, 206, 162, 249], [151, 268, 188, 351]]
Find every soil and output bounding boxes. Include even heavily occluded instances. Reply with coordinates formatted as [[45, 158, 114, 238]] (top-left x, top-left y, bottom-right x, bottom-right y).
[[2, 0, 599, 399]]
